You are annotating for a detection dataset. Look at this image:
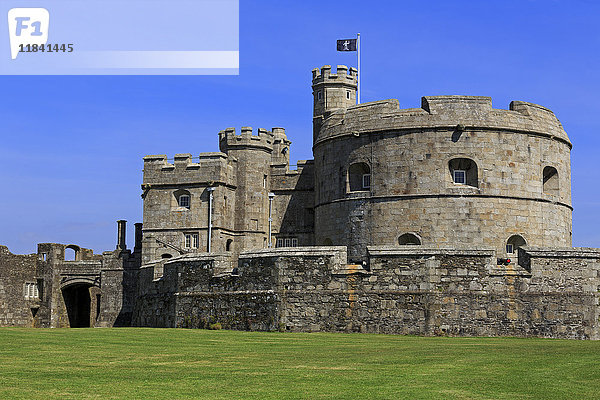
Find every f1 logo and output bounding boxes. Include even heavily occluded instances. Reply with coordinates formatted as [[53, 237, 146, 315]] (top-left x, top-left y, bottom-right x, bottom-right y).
[[8, 8, 49, 59]]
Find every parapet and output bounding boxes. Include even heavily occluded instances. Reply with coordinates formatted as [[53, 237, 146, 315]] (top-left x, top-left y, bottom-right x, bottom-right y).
[[312, 65, 358, 86], [142, 152, 230, 185], [315, 95, 570, 146], [421, 96, 492, 114], [218, 126, 281, 153]]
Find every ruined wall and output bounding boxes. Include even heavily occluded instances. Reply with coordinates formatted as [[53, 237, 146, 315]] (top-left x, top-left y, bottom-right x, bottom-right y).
[[0, 240, 138, 329], [0, 246, 40, 327], [135, 246, 600, 339]]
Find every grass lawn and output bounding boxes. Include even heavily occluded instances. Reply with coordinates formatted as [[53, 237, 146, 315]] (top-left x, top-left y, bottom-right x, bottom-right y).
[[0, 328, 599, 399]]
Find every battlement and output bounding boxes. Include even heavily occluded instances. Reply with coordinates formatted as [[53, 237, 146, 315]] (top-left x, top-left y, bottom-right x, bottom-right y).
[[218, 126, 284, 153], [316, 95, 570, 146], [312, 65, 358, 85], [142, 152, 230, 185]]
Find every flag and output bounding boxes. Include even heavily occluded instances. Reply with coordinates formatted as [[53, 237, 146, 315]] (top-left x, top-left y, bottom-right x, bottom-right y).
[[337, 38, 357, 51]]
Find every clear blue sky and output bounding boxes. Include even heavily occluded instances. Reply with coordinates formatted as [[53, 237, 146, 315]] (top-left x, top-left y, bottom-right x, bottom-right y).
[[1, 0, 599, 254]]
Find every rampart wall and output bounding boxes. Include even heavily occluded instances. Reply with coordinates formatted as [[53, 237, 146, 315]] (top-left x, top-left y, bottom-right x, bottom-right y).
[[134, 246, 600, 339]]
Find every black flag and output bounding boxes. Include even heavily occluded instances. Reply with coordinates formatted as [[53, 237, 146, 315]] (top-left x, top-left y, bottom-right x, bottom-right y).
[[337, 39, 357, 51]]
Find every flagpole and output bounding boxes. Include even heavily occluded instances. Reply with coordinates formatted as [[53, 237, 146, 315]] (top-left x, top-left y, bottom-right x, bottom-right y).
[[357, 32, 360, 104]]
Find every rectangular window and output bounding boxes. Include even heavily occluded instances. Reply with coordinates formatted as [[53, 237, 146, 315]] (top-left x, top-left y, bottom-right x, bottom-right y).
[[317, 91, 322, 100], [362, 174, 371, 189], [24, 283, 39, 300], [184, 233, 199, 248], [506, 244, 514, 254], [40, 253, 47, 261], [347, 91, 350, 99], [276, 238, 298, 248], [179, 195, 190, 208], [263, 175, 267, 189], [453, 170, 466, 184]]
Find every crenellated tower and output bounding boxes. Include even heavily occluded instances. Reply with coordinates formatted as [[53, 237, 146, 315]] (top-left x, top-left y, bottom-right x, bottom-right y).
[[312, 65, 358, 143], [218, 127, 275, 251]]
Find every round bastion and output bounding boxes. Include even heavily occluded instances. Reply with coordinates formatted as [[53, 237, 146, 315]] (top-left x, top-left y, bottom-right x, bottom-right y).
[[311, 65, 572, 260]]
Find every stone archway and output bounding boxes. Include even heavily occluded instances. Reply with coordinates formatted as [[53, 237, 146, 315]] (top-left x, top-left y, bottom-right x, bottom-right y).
[[60, 278, 100, 328]]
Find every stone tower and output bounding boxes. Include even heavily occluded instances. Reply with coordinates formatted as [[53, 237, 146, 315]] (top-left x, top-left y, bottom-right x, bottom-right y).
[[312, 65, 358, 142], [218, 127, 274, 251], [312, 91, 572, 261]]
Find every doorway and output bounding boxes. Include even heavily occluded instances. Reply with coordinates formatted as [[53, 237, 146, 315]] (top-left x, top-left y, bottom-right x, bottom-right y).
[[62, 284, 92, 328]]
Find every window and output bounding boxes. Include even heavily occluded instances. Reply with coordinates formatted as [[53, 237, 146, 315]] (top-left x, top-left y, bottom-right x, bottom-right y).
[[184, 233, 199, 248], [317, 91, 322, 100], [65, 245, 80, 261], [362, 174, 371, 189], [398, 233, 421, 245], [453, 170, 466, 184], [506, 235, 526, 254], [276, 237, 298, 248], [24, 283, 39, 300], [173, 189, 192, 210], [161, 253, 172, 259], [347, 91, 350, 99], [449, 158, 478, 187], [348, 162, 371, 192], [263, 175, 267, 189], [178, 195, 190, 208], [543, 166, 559, 196], [40, 253, 47, 261], [226, 239, 233, 252]]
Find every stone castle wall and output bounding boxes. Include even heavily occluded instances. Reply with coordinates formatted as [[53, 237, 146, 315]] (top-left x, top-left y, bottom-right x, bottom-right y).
[[0, 246, 40, 327], [133, 246, 600, 339]]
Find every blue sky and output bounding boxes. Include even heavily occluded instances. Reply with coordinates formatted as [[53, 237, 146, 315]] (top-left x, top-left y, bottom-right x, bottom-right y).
[[0, 0, 599, 254]]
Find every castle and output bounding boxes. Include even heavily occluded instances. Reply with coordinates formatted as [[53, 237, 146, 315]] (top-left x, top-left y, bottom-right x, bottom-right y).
[[1, 65, 599, 339]]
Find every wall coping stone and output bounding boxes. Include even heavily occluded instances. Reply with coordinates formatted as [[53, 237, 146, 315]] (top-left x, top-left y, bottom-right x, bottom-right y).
[[367, 246, 495, 257]]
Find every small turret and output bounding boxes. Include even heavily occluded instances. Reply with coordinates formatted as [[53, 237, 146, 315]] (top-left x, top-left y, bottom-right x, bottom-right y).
[[271, 127, 291, 167], [312, 65, 358, 142], [218, 126, 274, 154]]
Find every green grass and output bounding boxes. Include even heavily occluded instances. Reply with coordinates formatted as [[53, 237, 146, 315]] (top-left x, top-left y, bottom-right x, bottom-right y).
[[0, 328, 599, 399]]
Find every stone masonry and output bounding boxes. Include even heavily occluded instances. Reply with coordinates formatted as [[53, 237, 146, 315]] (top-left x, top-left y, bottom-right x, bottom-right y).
[[1, 63, 599, 339]]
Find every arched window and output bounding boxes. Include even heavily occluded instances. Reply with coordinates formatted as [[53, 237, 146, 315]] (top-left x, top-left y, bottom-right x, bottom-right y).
[[506, 235, 526, 254], [65, 245, 80, 261], [173, 189, 191, 209], [543, 166, 559, 196], [448, 158, 478, 187], [226, 239, 233, 252], [348, 162, 371, 192], [398, 233, 421, 245]]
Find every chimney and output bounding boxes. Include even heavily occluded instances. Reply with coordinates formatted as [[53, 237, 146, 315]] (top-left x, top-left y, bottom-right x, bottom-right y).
[[134, 223, 143, 253], [116, 220, 127, 250]]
